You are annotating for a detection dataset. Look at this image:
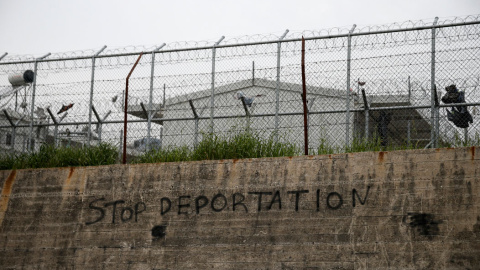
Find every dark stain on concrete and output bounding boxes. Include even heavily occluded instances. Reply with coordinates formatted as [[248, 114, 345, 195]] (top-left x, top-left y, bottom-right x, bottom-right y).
[[406, 213, 442, 239], [152, 225, 167, 239], [466, 181, 473, 208], [470, 146, 475, 160], [386, 163, 394, 180], [330, 159, 336, 182], [451, 168, 466, 207], [474, 216, 480, 237], [433, 163, 446, 205]]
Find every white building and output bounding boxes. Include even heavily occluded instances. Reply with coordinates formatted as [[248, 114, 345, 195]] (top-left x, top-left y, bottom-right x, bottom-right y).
[[0, 108, 49, 154], [158, 78, 355, 150]]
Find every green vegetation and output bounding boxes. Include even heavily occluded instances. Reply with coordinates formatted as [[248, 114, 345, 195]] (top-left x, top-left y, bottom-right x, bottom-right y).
[[1, 130, 479, 170], [439, 130, 480, 148], [0, 143, 118, 170], [133, 131, 298, 163]]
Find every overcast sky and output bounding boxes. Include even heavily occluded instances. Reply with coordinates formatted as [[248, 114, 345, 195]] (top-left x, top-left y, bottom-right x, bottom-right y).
[[0, 0, 479, 57]]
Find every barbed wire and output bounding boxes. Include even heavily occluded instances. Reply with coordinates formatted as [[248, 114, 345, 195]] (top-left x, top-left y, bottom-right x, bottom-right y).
[[0, 15, 479, 65]]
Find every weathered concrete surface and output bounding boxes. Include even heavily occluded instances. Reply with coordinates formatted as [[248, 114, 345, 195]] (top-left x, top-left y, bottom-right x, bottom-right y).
[[0, 147, 479, 269]]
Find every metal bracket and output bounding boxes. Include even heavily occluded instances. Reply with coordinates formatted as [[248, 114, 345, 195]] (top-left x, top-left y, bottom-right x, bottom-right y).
[[37, 53, 51, 61], [94, 46, 107, 57], [308, 97, 316, 112], [46, 108, 58, 125], [433, 84, 439, 107], [279, 29, 289, 41], [140, 102, 161, 120], [214, 36, 225, 47], [189, 100, 199, 119], [140, 102, 149, 119], [3, 110, 14, 126], [240, 97, 251, 117], [92, 105, 111, 127], [349, 24, 357, 35], [362, 89, 369, 110], [0, 52, 7, 61]]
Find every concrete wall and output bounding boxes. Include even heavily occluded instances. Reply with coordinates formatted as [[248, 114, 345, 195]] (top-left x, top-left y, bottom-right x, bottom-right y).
[[0, 147, 479, 269]]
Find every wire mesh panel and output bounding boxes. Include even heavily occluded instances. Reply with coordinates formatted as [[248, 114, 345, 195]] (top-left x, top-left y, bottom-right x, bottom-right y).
[[435, 23, 480, 146], [1, 16, 480, 160], [350, 29, 432, 150]]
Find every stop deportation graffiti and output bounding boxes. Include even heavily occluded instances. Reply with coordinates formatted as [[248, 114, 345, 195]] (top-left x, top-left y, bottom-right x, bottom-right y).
[[85, 186, 371, 225]]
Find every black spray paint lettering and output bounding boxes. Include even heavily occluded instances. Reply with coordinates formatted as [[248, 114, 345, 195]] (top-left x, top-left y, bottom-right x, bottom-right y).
[[86, 186, 372, 222], [287, 190, 309, 212], [326, 192, 343, 210], [195, 196, 209, 214], [211, 193, 228, 212], [352, 186, 370, 207], [85, 198, 146, 225], [248, 192, 272, 212], [159, 187, 370, 215], [161, 197, 171, 215], [232, 193, 248, 213], [162, 193, 241, 215], [178, 196, 190, 215], [267, 191, 282, 210]]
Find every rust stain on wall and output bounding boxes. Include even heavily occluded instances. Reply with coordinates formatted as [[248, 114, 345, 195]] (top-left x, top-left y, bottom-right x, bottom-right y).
[[64, 167, 75, 187], [378, 152, 385, 163], [0, 170, 17, 228], [470, 146, 475, 161], [61, 167, 77, 204], [68, 167, 75, 180]]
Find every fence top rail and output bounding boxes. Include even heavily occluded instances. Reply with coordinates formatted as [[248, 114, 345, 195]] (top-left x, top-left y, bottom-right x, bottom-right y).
[[1, 19, 479, 65]]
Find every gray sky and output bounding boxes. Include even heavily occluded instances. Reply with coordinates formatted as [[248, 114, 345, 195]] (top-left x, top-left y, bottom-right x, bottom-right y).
[[0, 0, 479, 57]]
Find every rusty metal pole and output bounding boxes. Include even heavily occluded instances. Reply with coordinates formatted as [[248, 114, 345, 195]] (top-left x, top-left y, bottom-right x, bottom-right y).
[[122, 52, 144, 164], [301, 37, 308, 155]]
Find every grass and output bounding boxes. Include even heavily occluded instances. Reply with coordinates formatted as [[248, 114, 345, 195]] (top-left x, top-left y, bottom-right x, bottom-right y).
[[0, 143, 118, 170], [438, 130, 480, 148], [132, 131, 299, 163]]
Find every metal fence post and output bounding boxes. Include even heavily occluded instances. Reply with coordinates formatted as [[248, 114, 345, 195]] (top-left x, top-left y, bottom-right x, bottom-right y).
[[189, 100, 199, 148], [0, 53, 7, 61], [274, 30, 289, 141], [430, 17, 439, 148], [46, 108, 58, 146], [118, 129, 123, 161], [407, 76, 411, 146], [122, 52, 144, 164], [346, 24, 356, 148], [28, 53, 50, 152], [146, 44, 166, 152], [159, 84, 166, 149], [408, 120, 411, 146], [46, 108, 67, 147], [361, 89, 369, 140], [88, 45, 107, 146], [11, 126, 16, 150], [92, 105, 110, 143], [210, 36, 225, 134]]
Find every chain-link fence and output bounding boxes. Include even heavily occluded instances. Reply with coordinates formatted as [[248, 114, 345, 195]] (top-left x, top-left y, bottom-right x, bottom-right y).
[[1, 16, 480, 159]]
